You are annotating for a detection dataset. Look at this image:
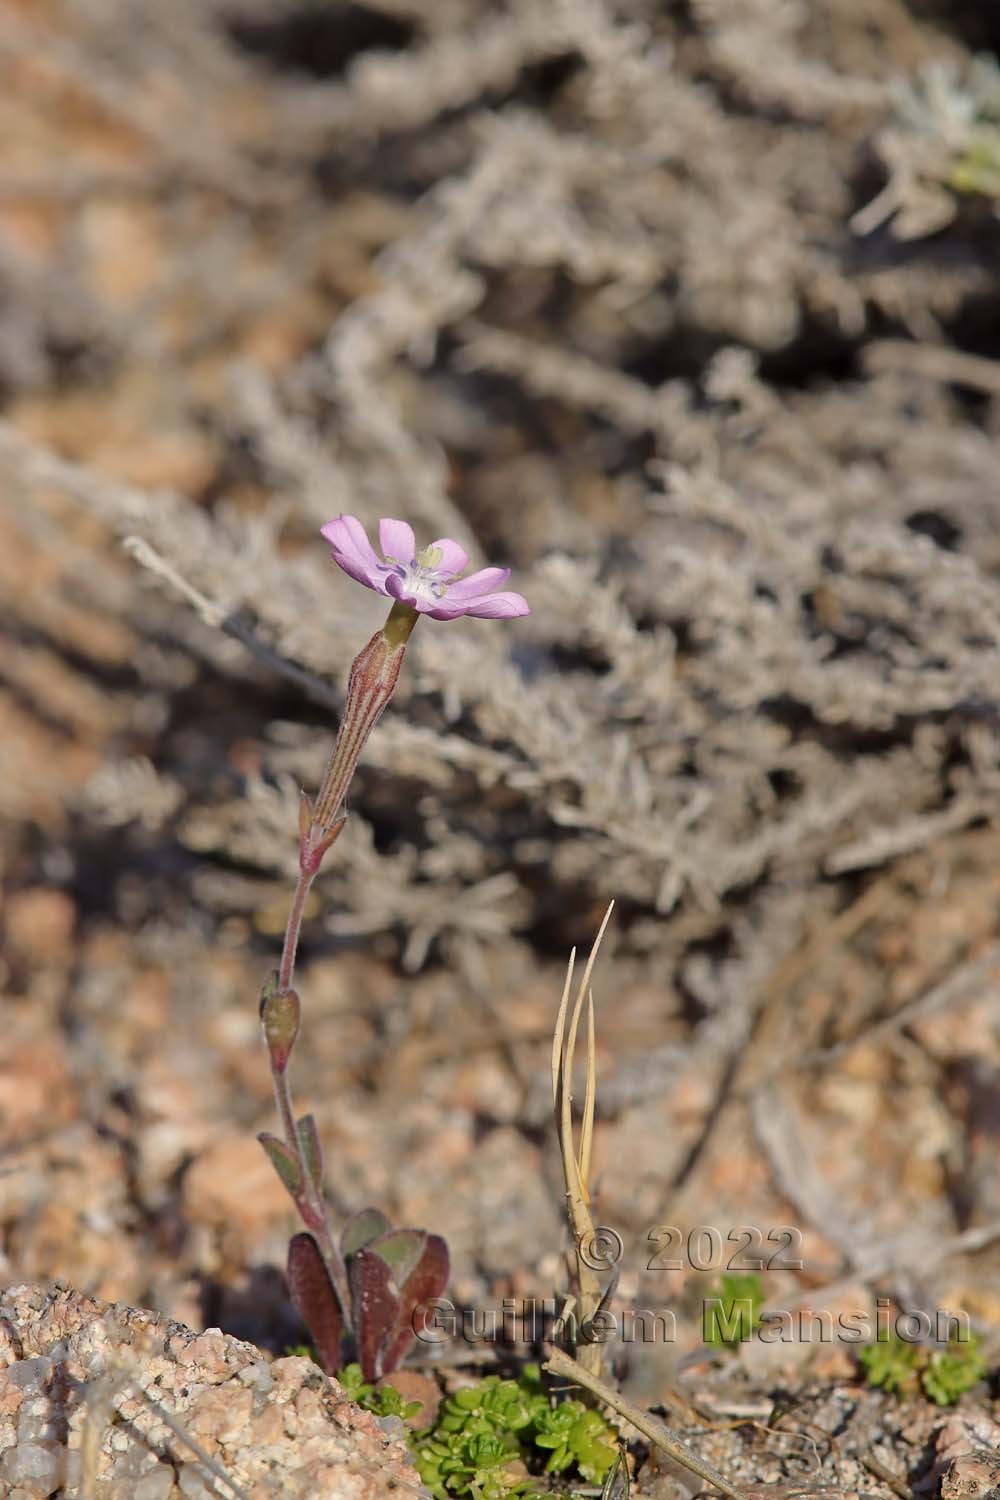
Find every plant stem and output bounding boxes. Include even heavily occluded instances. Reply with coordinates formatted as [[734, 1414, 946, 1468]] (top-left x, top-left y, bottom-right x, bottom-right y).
[[269, 839, 353, 1313], [261, 603, 418, 1329], [265, 992, 353, 1313], [278, 864, 316, 994]]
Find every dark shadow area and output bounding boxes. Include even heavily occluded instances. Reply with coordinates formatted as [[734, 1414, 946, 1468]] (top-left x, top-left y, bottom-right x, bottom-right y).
[[903, 2, 1000, 54], [200, 1264, 303, 1355], [226, 2, 416, 80]]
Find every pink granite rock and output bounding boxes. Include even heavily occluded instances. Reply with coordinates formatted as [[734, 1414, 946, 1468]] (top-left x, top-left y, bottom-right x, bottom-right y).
[[0, 1284, 428, 1499]]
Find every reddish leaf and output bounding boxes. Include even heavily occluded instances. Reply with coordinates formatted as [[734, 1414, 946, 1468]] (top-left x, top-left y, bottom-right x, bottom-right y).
[[382, 1233, 451, 1375], [287, 1232, 343, 1374], [350, 1246, 401, 1381]]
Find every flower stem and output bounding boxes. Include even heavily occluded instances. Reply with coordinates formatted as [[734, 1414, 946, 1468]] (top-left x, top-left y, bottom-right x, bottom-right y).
[[278, 865, 316, 994], [260, 602, 419, 1332]]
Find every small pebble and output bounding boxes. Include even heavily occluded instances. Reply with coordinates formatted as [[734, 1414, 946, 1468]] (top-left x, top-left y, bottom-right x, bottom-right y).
[[941, 1450, 1000, 1500], [7, 1359, 52, 1393], [130, 1463, 179, 1500], [237, 1361, 273, 1394], [376, 1414, 408, 1440], [0, 1440, 64, 1496], [177, 1464, 218, 1499]]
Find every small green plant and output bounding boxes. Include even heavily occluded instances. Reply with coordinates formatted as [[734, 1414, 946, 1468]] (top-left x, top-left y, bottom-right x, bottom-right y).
[[532, 1399, 619, 1482], [858, 1334, 923, 1395], [703, 1273, 764, 1350], [413, 1364, 618, 1499], [949, 137, 1000, 199], [859, 1334, 987, 1405], [922, 1337, 988, 1406], [335, 1361, 422, 1421]]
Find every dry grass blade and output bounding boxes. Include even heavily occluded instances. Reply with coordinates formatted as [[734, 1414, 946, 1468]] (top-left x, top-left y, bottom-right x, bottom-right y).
[[551, 946, 577, 1106], [551, 901, 614, 1375], [580, 990, 597, 1196]]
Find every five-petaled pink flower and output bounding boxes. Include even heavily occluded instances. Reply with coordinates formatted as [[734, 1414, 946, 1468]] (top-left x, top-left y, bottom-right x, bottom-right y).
[[321, 515, 530, 620]]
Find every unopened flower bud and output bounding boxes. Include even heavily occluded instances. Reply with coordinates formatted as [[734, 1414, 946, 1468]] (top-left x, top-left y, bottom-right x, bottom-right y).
[[311, 616, 414, 831], [261, 979, 300, 1073]]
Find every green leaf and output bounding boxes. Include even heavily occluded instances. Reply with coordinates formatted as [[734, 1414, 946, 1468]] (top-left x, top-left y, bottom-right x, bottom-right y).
[[368, 1228, 425, 1284], [336, 1362, 374, 1404], [922, 1338, 988, 1405], [296, 1114, 324, 1191], [258, 1132, 303, 1198], [341, 1207, 392, 1258], [704, 1272, 764, 1349], [858, 1335, 923, 1395], [410, 1365, 618, 1498]]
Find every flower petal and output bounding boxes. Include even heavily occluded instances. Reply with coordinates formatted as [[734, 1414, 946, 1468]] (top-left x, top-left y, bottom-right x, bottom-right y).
[[384, 571, 435, 613], [444, 567, 510, 599], [422, 599, 474, 620], [459, 591, 531, 619], [379, 518, 416, 564], [423, 590, 531, 620], [427, 537, 469, 576], [321, 515, 387, 591], [322, 515, 529, 621]]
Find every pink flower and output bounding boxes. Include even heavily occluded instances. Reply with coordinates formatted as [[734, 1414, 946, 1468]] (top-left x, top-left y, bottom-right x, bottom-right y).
[[321, 516, 530, 620]]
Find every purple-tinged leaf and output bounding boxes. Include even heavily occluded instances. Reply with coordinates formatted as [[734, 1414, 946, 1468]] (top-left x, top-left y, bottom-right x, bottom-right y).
[[367, 1228, 425, 1285], [258, 1132, 303, 1199], [341, 1207, 392, 1259], [296, 1114, 324, 1192], [382, 1233, 450, 1375], [287, 1232, 344, 1374], [350, 1247, 401, 1382]]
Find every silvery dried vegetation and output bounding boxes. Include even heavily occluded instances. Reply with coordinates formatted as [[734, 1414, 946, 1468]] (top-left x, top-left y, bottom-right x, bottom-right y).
[[3, 0, 1000, 1016]]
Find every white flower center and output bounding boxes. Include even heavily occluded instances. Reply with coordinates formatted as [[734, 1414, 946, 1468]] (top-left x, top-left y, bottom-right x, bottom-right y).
[[385, 544, 455, 601], [399, 561, 447, 600]]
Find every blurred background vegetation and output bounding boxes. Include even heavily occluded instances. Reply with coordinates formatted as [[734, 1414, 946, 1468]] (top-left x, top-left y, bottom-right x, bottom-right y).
[[1, 0, 999, 1398]]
